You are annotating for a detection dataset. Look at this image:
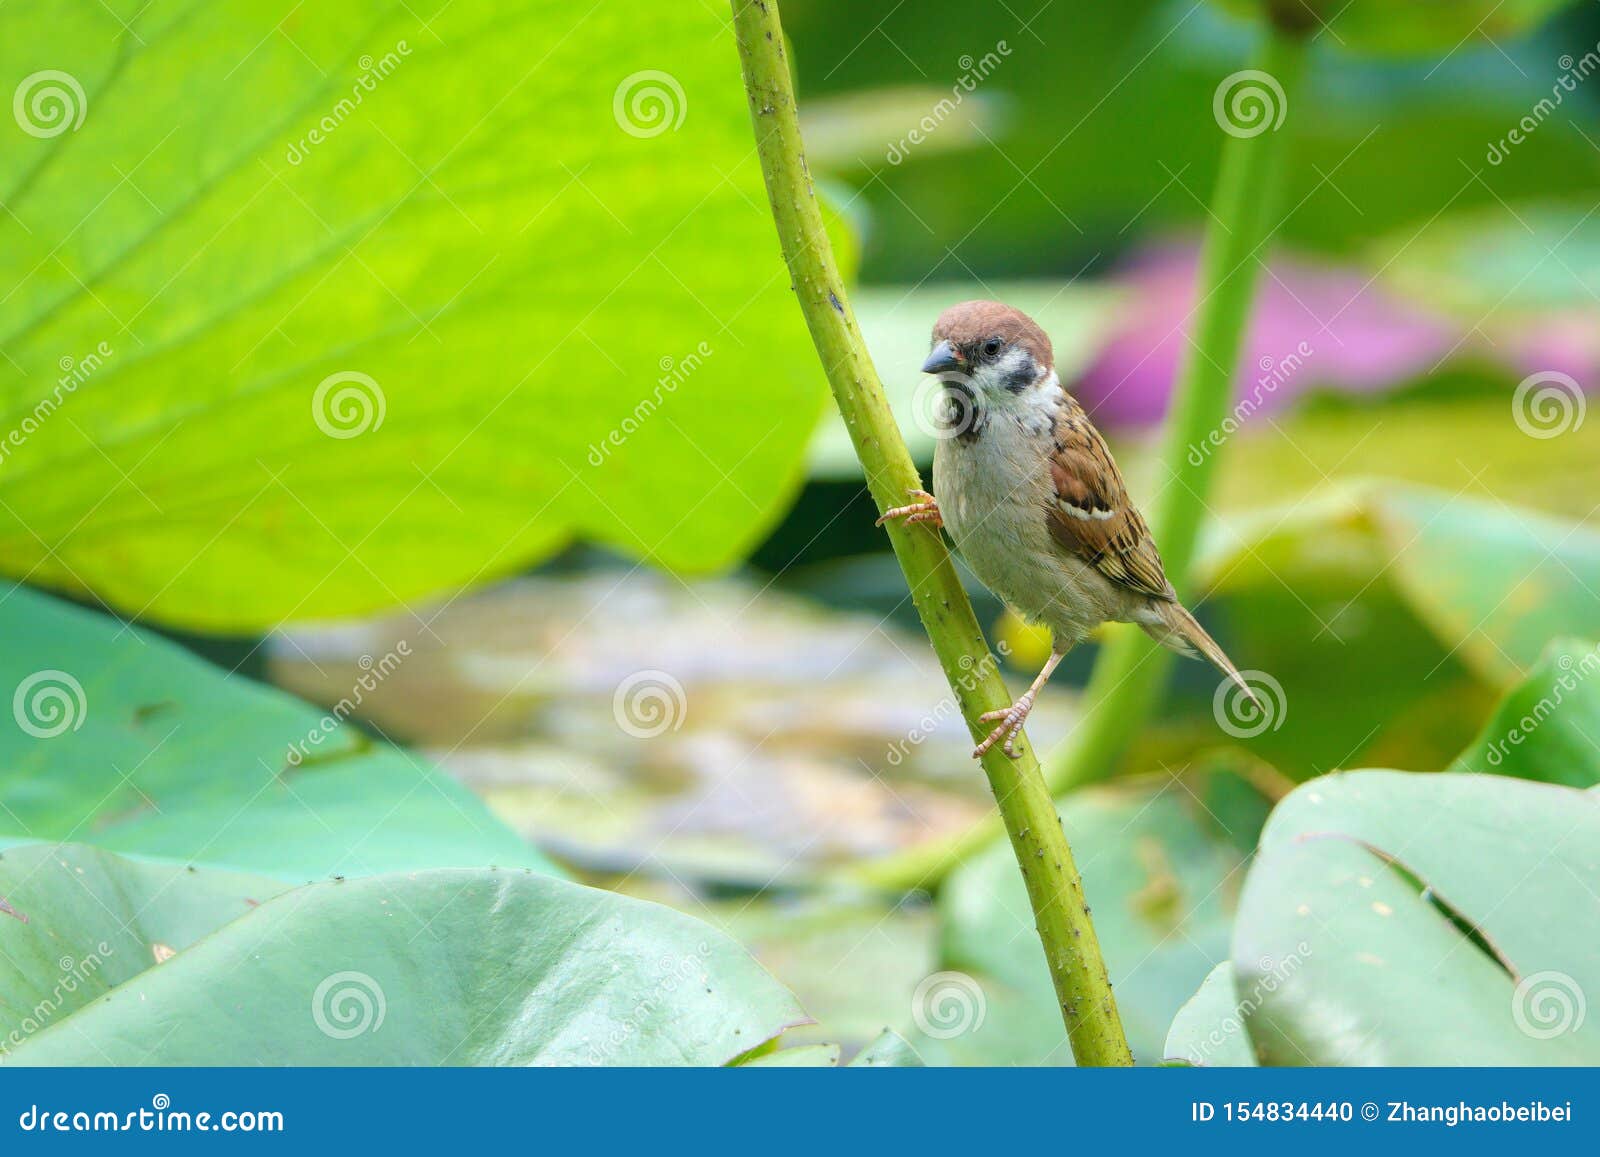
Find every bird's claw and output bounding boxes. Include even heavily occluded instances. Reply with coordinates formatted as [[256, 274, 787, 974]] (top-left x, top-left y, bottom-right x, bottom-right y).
[[875, 489, 942, 529], [972, 694, 1036, 759]]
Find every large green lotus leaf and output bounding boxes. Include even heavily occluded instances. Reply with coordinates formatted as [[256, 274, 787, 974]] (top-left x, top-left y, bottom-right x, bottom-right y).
[[1206, 387, 1600, 528], [711, 895, 939, 1056], [1232, 771, 1600, 1065], [1212, 1, 1573, 57], [1380, 202, 1600, 317], [848, 1029, 924, 1066], [0, 843, 289, 1050], [734, 1030, 923, 1066], [1160, 476, 1599, 779], [1162, 963, 1257, 1066], [936, 768, 1265, 1064], [1199, 481, 1600, 689], [0, 584, 557, 879], [1452, 639, 1600, 786], [0, 1, 824, 631], [3, 864, 807, 1065]]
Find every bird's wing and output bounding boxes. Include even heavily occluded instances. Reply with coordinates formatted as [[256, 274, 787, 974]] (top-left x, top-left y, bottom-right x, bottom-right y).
[[1043, 399, 1175, 602]]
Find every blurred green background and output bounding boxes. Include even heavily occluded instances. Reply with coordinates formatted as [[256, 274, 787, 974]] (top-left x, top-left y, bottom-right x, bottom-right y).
[[2, 0, 1598, 1065]]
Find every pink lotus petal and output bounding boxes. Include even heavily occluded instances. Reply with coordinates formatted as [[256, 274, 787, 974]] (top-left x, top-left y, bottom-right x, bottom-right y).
[[1076, 242, 1466, 428]]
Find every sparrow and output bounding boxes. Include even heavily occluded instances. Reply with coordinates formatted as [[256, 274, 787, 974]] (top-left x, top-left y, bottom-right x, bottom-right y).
[[877, 300, 1255, 759]]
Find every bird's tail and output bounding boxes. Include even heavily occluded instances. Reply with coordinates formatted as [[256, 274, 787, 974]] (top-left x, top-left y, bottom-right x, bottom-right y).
[[1141, 602, 1258, 706]]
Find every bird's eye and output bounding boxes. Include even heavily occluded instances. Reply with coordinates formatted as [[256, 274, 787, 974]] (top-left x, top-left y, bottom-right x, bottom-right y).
[[982, 338, 1003, 359]]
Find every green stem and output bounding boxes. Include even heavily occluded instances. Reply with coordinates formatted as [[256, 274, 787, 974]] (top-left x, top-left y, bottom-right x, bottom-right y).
[[854, 26, 1308, 889], [1048, 28, 1306, 793], [730, 0, 1132, 1066]]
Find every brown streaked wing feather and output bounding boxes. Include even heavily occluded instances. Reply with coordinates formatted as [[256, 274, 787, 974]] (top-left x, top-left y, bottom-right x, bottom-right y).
[[1044, 401, 1174, 602]]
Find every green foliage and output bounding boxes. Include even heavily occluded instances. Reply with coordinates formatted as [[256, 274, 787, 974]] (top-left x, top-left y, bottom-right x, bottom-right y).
[[1185, 483, 1600, 777], [0, 584, 555, 878], [1159, 654, 1600, 1068], [0, 844, 291, 1047], [1, 850, 805, 1065], [0, 1, 823, 631], [791, 1, 1599, 276], [1213, 0, 1578, 55], [1164, 963, 1257, 1066], [934, 767, 1269, 1064], [1453, 639, 1600, 785], [1227, 771, 1600, 1065], [1380, 201, 1600, 316]]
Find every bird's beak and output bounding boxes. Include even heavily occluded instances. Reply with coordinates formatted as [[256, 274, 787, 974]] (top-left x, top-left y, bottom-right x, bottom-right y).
[[921, 340, 962, 375]]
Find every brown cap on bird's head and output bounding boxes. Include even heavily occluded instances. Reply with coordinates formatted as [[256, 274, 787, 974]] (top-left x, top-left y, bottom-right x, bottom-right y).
[[929, 301, 1053, 371]]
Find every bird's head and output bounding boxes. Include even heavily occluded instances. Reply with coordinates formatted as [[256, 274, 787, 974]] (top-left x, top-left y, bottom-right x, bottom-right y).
[[922, 301, 1055, 405]]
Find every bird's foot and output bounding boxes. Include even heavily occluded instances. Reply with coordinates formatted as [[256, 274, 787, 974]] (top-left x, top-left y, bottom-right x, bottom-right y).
[[973, 693, 1037, 759], [875, 489, 942, 529]]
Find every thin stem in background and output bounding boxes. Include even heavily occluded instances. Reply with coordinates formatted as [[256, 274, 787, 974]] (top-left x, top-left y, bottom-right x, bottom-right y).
[[854, 27, 1309, 890], [729, 0, 1133, 1066], [1049, 28, 1308, 793]]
